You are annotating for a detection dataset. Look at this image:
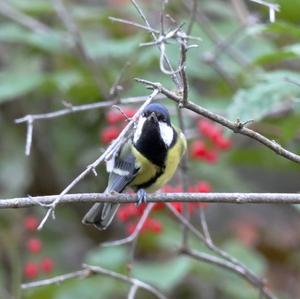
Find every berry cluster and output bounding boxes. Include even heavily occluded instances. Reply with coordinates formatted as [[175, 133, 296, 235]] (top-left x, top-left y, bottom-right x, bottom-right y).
[[117, 181, 211, 236], [191, 119, 232, 163], [100, 107, 137, 144], [23, 215, 54, 280]]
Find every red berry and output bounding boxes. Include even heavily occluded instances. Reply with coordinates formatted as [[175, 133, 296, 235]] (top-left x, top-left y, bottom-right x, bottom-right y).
[[26, 238, 42, 254], [190, 140, 208, 159], [196, 181, 212, 193], [162, 184, 183, 193], [144, 218, 162, 233], [153, 203, 165, 210], [24, 262, 39, 279], [213, 135, 232, 150], [197, 120, 214, 135], [122, 107, 137, 118], [106, 108, 137, 125], [100, 127, 120, 144], [41, 257, 54, 273], [24, 216, 39, 231], [171, 202, 183, 213], [126, 223, 136, 235], [204, 150, 218, 164], [117, 204, 139, 221], [106, 111, 123, 125]]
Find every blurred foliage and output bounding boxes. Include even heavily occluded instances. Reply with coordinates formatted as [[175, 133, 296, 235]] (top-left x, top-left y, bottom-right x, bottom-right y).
[[1, 0, 300, 299]]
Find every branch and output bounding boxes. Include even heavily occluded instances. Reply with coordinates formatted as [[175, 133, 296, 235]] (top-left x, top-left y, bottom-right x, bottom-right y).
[[21, 264, 167, 299], [180, 248, 275, 299], [2, 192, 300, 209], [15, 94, 163, 156], [135, 78, 300, 165], [166, 204, 275, 299]]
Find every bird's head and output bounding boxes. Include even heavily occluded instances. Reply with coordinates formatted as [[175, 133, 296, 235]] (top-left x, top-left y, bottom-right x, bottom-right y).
[[133, 103, 174, 148]]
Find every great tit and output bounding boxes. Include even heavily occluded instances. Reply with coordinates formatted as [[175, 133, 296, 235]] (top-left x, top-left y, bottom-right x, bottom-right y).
[[82, 103, 187, 230]]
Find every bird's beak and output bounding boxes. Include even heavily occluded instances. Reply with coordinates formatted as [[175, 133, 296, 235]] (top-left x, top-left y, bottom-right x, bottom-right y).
[[148, 112, 158, 123]]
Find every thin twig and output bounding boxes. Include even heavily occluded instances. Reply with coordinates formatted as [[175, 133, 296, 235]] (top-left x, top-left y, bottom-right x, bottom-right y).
[[83, 264, 167, 299], [166, 204, 275, 299], [184, 1, 248, 66], [249, 0, 280, 23], [128, 284, 139, 299], [180, 248, 276, 299], [24, 117, 33, 156], [199, 209, 212, 244], [21, 269, 90, 289], [130, 0, 181, 89], [136, 78, 300, 164], [22, 264, 167, 299], [186, 0, 198, 35], [101, 203, 155, 247], [15, 95, 164, 156]]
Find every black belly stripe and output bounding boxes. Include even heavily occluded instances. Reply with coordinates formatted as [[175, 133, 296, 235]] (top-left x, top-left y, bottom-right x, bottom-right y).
[[132, 167, 164, 190]]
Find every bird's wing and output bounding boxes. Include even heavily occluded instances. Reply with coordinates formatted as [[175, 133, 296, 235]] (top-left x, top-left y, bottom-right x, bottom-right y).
[[105, 142, 138, 193]]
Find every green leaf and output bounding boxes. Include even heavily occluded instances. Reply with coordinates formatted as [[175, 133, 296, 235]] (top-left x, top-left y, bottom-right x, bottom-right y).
[[50, 70, 83, 93], [132, 257, 192, 291], [0, 23, 63, 53], [54, 276, 119, 299], [85, 246, 127, 270], [264, 21, 300, 39], [254, 50, 298, 65], [8, 0, 53, 15], [221, 240, 267, 299], [0, 70, 46, 103], [226, 71, 300, 122], [86, 35, 142, 59], [223, 240, 266, 275]]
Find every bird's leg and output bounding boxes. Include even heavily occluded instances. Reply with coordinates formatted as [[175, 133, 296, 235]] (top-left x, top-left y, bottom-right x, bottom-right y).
[[136, 189, 147, 207]]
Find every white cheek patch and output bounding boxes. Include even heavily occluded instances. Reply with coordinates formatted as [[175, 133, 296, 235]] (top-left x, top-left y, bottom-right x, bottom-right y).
[[133, 116, 146, 144], [159, 122, 174, 147]]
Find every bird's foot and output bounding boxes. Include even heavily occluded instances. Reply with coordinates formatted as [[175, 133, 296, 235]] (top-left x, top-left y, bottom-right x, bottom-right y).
[[136, 189, 147, 207]]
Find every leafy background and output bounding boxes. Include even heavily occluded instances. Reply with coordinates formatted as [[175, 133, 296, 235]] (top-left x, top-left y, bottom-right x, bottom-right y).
[[1, 0, 300, 298]]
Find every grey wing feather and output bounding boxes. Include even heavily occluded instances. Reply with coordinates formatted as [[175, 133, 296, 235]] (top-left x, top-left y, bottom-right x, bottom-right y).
[[82, 144, 138, 230], [105, 155, 137, 193]]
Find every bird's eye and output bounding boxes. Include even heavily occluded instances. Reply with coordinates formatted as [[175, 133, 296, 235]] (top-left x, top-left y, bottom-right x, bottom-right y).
[[158, 114, 166, 122]]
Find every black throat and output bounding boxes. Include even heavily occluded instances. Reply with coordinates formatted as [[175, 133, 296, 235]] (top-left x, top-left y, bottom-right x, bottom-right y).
[[134, 120, 168, 167]]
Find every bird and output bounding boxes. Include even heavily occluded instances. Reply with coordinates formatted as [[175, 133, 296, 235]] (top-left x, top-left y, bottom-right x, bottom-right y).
[[82, 103, 187, 230]]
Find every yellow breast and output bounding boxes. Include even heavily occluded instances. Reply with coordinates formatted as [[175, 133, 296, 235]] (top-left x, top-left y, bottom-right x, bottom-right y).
[[130, 129, 186, 192]]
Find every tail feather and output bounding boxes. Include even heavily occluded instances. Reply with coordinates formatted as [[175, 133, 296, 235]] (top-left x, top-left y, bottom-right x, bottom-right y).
[[82, 203, 120, 230]]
